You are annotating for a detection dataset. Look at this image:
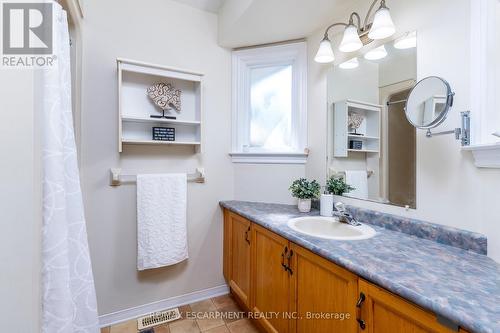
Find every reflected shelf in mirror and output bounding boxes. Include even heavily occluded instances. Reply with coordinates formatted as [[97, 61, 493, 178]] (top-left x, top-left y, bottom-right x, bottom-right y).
[[347, 134, 379, 140], [347, 149, 379, 153]]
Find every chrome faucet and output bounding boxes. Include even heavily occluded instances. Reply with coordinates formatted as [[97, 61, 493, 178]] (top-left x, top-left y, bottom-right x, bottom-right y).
[[333, 202, 361, 226]]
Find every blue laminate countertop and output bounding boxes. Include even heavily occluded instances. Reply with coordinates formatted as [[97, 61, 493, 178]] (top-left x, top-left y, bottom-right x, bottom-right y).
[[220, 200, 500, 333]]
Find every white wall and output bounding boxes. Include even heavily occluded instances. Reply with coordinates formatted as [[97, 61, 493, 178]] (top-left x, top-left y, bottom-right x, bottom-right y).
[[306, 0, 500, 263], [329, 61, 380, 103], [379, 49, 416, 87], [80, 0, 233, 315], [0, 70, 42, 331], [218, 0, 353, 48], [233, 164, 304, 204]]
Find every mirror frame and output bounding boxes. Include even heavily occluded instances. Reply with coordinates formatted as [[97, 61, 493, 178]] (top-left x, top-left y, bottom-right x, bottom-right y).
[[404, 76, 455, 129]]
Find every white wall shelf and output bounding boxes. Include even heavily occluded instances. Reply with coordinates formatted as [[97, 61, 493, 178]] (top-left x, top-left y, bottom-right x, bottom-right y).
[[333, 100, 382, 157], [122, 116, 201, 126], [347, 149, 379, 153], [122, 139, 201, 146], [348, 134, 379, 140], [117, 58, 204, 153], [462, 143, 500, 168]]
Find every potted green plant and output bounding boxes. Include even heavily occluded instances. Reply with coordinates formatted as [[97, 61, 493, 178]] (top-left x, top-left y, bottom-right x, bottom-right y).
[[326, 176, 355, 196], [289, 178, 321, 213]]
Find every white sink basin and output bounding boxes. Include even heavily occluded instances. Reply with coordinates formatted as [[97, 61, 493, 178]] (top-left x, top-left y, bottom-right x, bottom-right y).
[[287, 216, 376, 240]]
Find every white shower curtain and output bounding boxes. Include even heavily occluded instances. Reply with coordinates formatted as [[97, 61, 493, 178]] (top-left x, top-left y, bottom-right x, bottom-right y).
[[40, 3, 99, 333]]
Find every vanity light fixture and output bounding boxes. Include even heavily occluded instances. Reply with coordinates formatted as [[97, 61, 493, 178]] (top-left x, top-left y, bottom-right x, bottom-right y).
[[314, 0, 396, 63], [339, 24, 363, 52], [367, 2, 396, 40], [364, 45, 387, 60], [339, 57, 359, 69], [314, 38, 336, 63], [394, 31, 417, 49]]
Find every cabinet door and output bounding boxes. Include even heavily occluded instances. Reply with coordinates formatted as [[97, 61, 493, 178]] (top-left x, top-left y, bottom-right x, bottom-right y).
[[359, 279, 458, 333], [228, 212, 252, 307], [291, 244, 358, 333], [252, 224, 292, 333]]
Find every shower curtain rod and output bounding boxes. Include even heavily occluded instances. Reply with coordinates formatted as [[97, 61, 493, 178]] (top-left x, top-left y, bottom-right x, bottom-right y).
[[386, 99, 407, 106]]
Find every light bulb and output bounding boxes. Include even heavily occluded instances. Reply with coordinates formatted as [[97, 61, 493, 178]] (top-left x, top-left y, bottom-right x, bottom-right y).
[[394, 31, 416, 49], [364, 45, 387, 60], [339, 25, 363, 53], [368, 6, 395, 40], [339, 58, 359, 69], [314, 37, 335, 63]]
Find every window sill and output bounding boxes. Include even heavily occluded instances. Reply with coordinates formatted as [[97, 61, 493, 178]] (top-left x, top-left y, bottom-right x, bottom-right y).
[[229, 152, 309, 164], [462, 142, 500, 168]]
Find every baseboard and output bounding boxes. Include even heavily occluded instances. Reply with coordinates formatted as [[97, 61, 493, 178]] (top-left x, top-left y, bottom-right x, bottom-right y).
[[99, 284, 229, 328]]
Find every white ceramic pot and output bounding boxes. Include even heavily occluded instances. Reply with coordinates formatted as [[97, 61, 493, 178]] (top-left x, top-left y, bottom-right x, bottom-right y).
[[297, 198, 312, 213], [320, 194, 334, 217]]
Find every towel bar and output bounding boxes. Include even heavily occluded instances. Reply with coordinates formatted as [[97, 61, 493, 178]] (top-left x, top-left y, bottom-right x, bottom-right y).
[[110, 168, 205, 186]]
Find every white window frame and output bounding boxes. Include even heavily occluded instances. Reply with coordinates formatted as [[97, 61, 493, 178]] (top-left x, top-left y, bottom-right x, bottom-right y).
[[230, 41, 308, 164], [465, 0, 500, 167]]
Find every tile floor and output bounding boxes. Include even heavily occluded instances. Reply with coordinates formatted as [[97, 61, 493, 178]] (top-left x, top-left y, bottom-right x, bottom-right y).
[[101, 294, 260, 333]]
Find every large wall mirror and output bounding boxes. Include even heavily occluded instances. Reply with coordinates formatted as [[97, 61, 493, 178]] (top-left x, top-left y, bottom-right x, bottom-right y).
[[327, 32, 417, 208]]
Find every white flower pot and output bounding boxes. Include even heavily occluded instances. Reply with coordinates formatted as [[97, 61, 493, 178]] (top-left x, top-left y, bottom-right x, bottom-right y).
[[320, 194, 334, 217], [297, 198, 312, 213]]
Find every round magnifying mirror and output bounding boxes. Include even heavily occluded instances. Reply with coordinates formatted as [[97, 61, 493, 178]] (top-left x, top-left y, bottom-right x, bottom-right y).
[[405, 76, 454, 129]]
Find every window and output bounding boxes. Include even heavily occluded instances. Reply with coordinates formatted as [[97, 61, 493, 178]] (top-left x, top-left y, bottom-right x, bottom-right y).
[[231, 42, 307, 164]]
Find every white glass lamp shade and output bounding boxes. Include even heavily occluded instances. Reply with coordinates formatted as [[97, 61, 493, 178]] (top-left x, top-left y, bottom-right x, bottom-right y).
[[364, 45, 387, 60], [394, 31, 417, 49], [368, 7, 395, 40], [314, 38, 335, 63], [339, 25, 363, 53], [339, 57, 359, 69]]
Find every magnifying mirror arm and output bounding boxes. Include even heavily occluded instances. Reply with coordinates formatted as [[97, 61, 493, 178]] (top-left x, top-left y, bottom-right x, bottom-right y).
[[425, 128, 460, 138], [426, 111, 471, 146]]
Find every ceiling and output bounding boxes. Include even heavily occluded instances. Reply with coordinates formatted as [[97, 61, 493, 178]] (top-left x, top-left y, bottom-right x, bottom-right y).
[[171, 0, 364, 49], [217, 0, 358, 48], [171, 0, 226, 13]]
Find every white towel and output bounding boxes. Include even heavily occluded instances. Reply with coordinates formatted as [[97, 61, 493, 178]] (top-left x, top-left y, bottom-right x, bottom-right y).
[[345, 170, 368, 200], [137, 174, 188, 270]]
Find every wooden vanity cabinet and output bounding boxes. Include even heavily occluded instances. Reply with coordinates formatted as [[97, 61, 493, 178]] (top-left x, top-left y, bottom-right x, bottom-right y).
[[223, 209, 470, 333], [248, 219, 359, 333], [223, 210, 252, 307]]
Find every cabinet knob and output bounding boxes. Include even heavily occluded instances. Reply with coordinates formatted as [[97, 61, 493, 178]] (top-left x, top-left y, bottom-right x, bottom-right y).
[[286, 249, 294, 275], [281, 246, 288, 271], [356, 292, 365, 307], [356, 292, 366, 330], [244, 226, 250, 245]]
